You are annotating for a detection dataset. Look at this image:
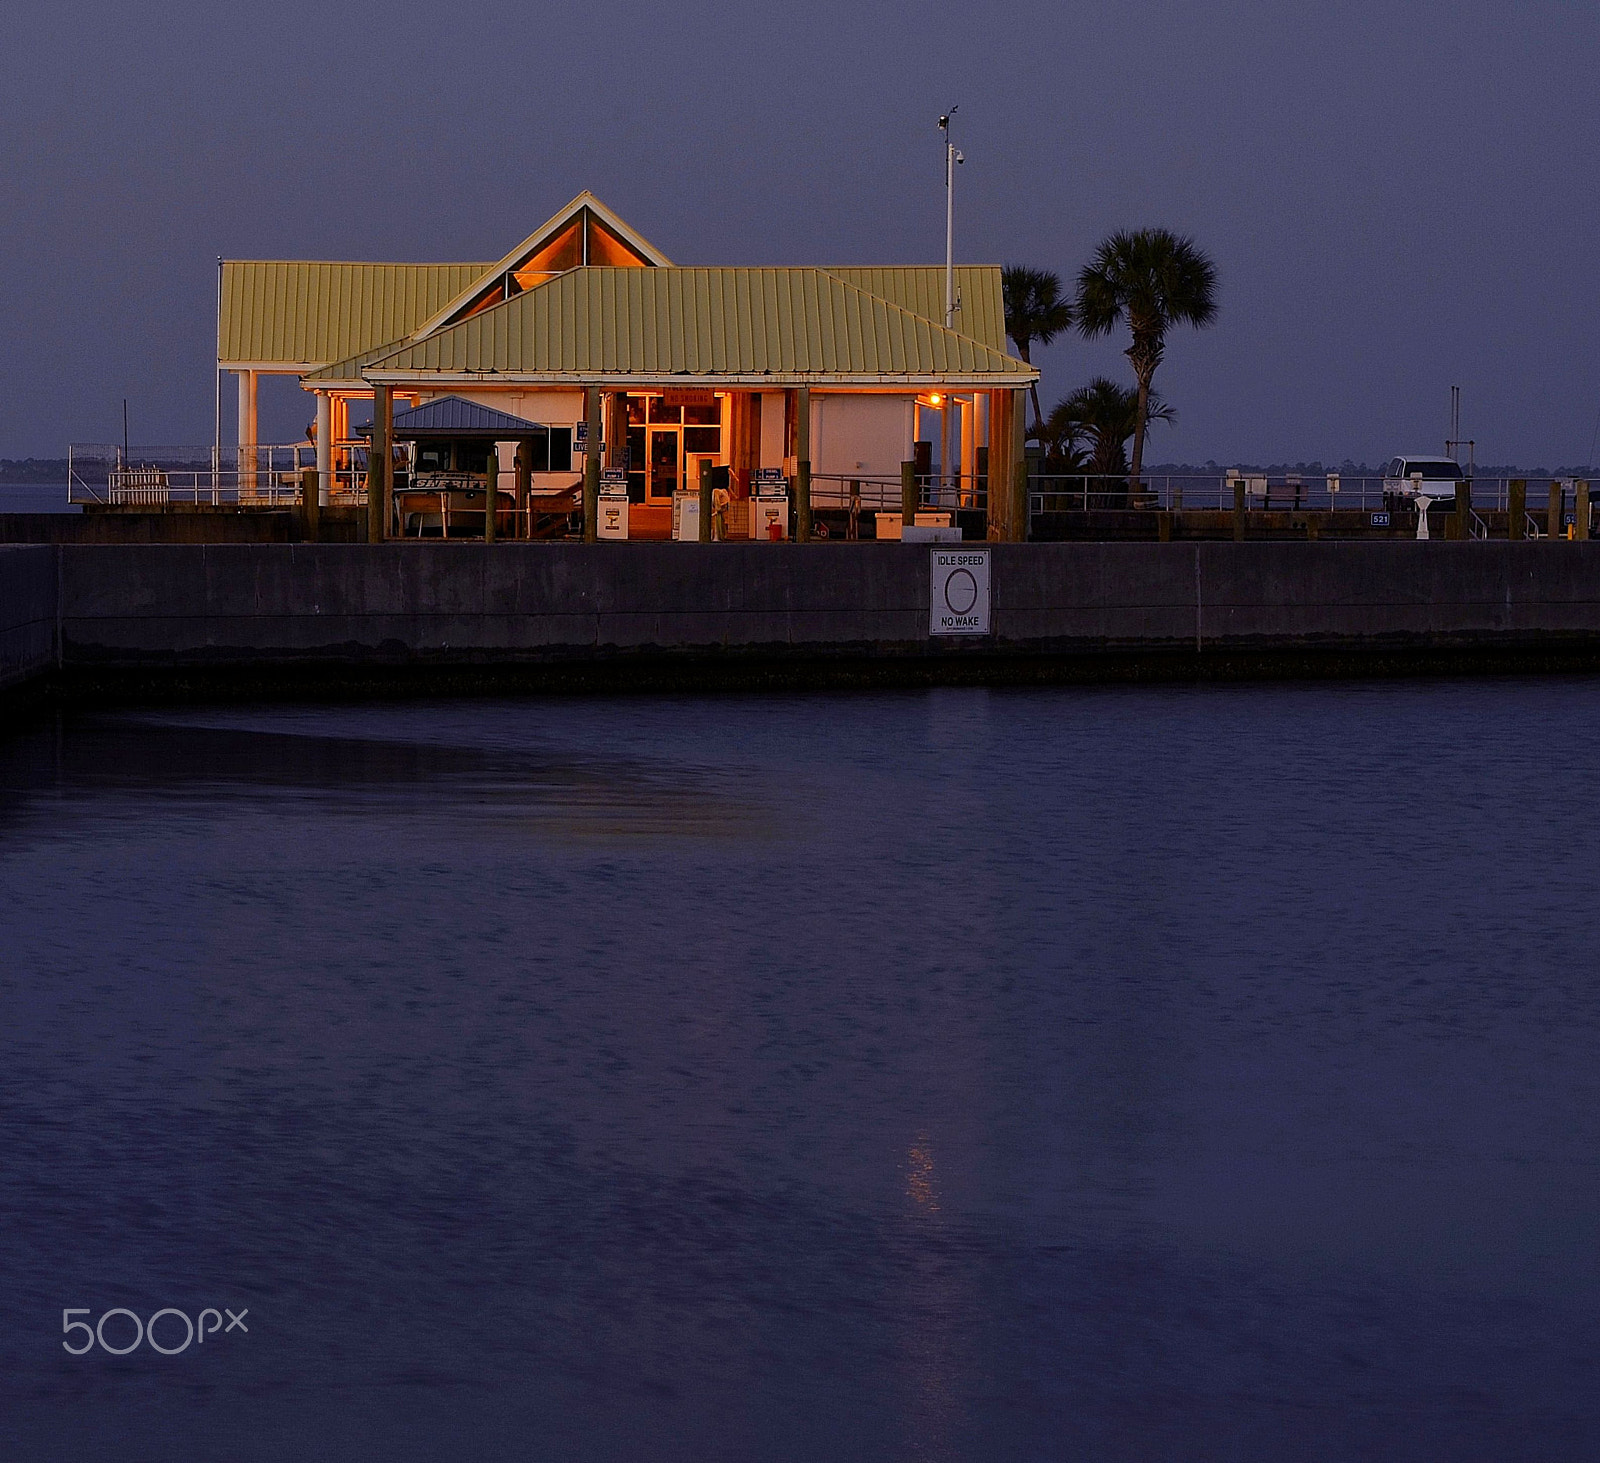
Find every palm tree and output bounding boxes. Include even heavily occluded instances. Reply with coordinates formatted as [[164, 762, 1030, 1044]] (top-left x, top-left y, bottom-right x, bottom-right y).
[[1043, 378, 1173, 501], [1073, 230, 1217, 493], [1002, 265, 1074, 432], [1034, 406, 1086, 471]]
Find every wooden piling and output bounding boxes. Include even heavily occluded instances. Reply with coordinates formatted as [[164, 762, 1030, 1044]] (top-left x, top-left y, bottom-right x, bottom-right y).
[[1233, 479, 1246, 542], [1509, 479, 1525, 539], [901, 461, 917, 532], [1577, 480, 1590, 542], [796, 386, 812, 542], [1548, 480, 1563, 541], [368, 383, 390, 544], [302, 468, 319, 542], [515, 441, 531, 539], [698, 457, 712, 543], [483, 445, 496, 544], [582, 387, 601, 543]]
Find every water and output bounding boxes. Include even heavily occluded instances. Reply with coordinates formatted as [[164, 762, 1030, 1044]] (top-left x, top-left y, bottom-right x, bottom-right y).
[[2, 683, 1597, 1460], [0, 483, 80, 513]]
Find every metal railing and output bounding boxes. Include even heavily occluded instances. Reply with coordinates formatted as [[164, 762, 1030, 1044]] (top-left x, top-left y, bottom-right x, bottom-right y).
[[69, 444, 319, 506], [58, 446, 1592, 545], [808, 472, 987, 513], [67, 442, 378, 506], [1028, 473, 1589, 518]]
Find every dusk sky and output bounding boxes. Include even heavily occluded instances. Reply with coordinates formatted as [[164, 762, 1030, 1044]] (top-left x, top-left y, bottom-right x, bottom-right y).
[[4, 0, 1598, 466]]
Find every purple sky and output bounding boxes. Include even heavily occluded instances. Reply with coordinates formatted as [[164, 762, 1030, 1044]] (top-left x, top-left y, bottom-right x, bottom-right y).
[[4, 0, 1598, 466]]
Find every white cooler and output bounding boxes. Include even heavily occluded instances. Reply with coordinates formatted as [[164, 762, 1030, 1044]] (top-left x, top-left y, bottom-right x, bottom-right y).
[[672, 492, 703, 541]]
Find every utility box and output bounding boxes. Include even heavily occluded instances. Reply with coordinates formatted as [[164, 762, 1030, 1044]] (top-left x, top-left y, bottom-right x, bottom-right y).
[[672, 491, 702, 541], [598, 492, 629, 540], [875, 512, 903, 540], [750, 494, 789, 541], [598, 470, 628, 540]]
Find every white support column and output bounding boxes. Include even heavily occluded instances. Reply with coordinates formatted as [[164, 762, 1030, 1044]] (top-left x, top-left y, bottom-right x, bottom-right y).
[[938, 396, 951, 506], [236, 369, 258, 491], [236, 371, 250, 485], [315, 392, 332, 506], [961, 393, 977, 505]]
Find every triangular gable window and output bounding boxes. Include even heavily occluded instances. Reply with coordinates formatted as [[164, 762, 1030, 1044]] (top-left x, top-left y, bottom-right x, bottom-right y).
[[585, 213, 651, 267], [458, 208, 654, 319], [512, 217, 584, 290]]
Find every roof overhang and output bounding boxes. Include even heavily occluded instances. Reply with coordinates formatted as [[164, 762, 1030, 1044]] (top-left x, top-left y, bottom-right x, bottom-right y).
[[219, 360, 323, 375], [362, 370, 1038, 389]]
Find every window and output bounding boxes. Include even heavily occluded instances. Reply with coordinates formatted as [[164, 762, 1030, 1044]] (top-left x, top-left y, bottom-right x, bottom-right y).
[[549, 428, 573, 473], [417, 441, 452, 473], [458, 443, 492, 475], [1406, 461, 1462, 481]]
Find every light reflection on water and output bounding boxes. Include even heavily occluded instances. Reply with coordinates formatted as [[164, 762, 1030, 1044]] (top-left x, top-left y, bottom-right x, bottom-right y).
[[2, 682, 1599, 1461]]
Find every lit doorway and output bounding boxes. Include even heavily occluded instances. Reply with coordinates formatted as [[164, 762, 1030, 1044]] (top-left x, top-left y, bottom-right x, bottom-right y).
[[626, 395, 723, 505], [647, 426, 680, 503]]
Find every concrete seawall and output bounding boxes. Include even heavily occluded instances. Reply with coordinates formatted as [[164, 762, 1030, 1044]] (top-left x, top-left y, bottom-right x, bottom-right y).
[[28, 540, 1600, 700], [0, 546, 57, 709]]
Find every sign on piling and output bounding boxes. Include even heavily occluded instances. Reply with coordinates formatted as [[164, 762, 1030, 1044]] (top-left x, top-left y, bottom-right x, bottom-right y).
[[929, 548, 991, 636]]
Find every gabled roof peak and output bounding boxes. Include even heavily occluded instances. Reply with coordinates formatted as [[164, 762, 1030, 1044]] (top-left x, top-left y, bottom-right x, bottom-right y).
[[407, 192, 673, 343]]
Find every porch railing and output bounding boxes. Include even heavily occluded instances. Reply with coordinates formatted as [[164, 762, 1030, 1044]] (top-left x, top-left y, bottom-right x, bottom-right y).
[[1027, 473, 1583, 518], [67, 443, 372, 506], [808, 473, 987, 513]]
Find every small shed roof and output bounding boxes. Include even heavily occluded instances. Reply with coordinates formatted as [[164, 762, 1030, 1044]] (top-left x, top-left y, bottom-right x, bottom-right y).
[[383, 395, 546, 437]]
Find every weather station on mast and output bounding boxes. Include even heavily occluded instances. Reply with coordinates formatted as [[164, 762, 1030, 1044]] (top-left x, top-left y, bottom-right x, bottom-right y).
[[938, 108, 964, 502]]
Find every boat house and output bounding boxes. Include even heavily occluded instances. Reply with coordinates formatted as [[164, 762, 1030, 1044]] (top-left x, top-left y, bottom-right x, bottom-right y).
[[217, 192, 1037, 539]]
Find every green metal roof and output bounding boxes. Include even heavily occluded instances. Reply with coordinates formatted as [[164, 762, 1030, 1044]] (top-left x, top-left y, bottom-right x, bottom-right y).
[[218, 260, 493, 368], [822, 267, 1008, 355], [302, 332, 413, 387], [360, 267, 1033, 385]]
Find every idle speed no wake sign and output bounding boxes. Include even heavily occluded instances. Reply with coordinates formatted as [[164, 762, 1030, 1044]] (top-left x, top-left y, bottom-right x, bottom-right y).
[[930, 549, 991, 636]]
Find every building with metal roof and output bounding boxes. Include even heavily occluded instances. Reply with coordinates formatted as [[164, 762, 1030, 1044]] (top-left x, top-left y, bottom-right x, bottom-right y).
[[218, 191, 1036, 540]]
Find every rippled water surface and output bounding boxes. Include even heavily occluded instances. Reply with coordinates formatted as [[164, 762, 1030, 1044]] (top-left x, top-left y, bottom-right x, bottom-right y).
[[3, 682, 1598, 1461]]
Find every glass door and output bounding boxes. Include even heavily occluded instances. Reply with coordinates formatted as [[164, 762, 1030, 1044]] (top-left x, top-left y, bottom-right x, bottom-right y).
[[647, 426, 680, 503]]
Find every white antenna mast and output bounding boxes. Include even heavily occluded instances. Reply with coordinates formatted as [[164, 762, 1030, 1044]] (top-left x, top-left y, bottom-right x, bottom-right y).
[[938, 109, 964, 505], [938, 107, 963, 329]]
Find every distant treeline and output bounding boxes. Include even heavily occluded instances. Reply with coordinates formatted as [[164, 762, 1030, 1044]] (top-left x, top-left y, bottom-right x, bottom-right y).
[[1144, 461, 1595, 480], [0, 459, 69, 484]]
